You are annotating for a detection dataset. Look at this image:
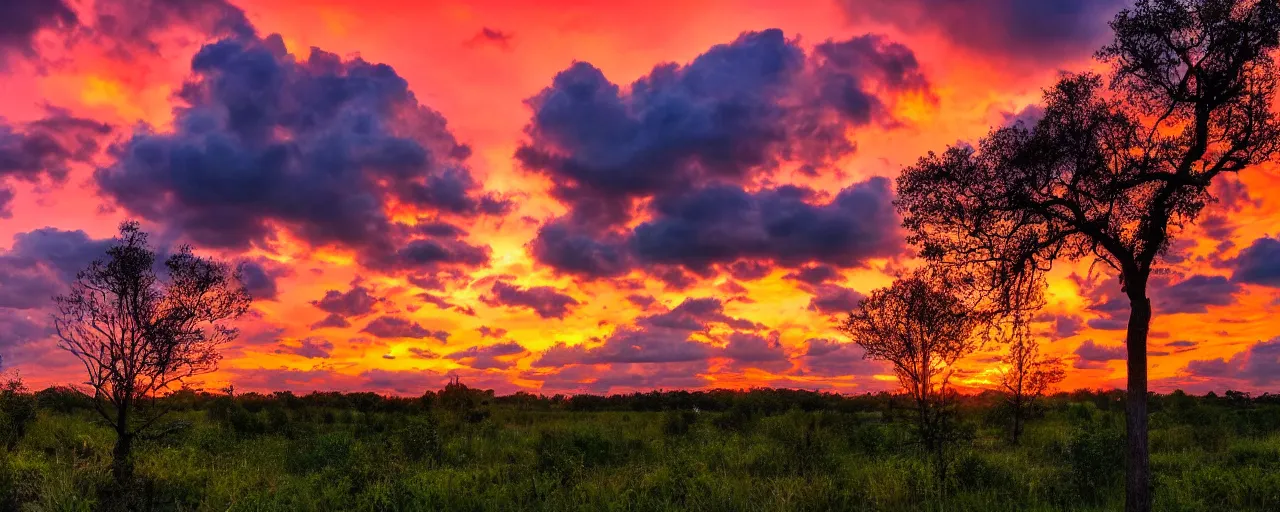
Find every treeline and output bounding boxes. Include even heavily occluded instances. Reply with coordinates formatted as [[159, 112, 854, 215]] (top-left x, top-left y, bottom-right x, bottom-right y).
[[24, 382, 1280, 418]]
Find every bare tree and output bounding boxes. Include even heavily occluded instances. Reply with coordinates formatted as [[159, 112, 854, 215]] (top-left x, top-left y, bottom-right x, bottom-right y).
[[894, 1, 1279, 509], [839, 271, 984, 482], [998, 317, 1066, 445], [53, 221, 251, 485]]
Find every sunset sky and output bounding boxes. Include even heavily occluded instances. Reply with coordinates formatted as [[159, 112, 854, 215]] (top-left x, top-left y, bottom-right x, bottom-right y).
[[1, 0, 1278, 396]]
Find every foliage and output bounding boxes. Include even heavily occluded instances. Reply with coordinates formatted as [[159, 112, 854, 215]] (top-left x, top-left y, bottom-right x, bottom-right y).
[[0, 385, 1271, 510]]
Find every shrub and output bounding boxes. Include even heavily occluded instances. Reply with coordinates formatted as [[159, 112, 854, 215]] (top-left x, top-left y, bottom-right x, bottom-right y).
[[1064, 423, 1124, 502], [397, 415, 443, 464], [285, 431, 354, 474], [662, 409, 698, 437], [0, 378, 37, 449]]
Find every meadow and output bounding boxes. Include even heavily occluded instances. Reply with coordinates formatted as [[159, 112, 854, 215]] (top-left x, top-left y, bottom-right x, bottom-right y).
[[0, 383, 1276, 512]]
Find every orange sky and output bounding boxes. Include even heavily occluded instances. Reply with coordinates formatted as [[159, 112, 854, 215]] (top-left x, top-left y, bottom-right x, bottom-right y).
[[0, 0, 1277, 396]]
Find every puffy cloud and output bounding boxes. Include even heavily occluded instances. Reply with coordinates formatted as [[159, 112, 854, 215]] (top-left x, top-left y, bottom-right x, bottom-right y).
[[94, 32, 508, 272], [807, 284, 864, 316], [0, 115, 113, 216], [360, 315, 448, 341], [446, 341, 525, 369], [237, 259, 287, 301], [518, 29, 924, 280], [0, 228, 111, 310], [0, 0, 77, 58], [476, 326, 507, 339], [837, 0, 1127, 64], [1232, 236, 1280, 288], [311, 284, 381, 318], [518, 30, 928, 218], [1073, 339, 1125, 370], [534, 178, 904, 281], [1155, 275, 1241, 314], [1184, 338, 1280, 386], [481, 281, 579, 319], [638, 297, 761, 331], [310, 314, 349, 330], [274, 337, 333, 359], [528, 219, 633, 278]]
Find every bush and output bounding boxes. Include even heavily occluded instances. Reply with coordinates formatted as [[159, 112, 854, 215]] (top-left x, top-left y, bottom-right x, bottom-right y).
[[285, 431, 354, 474], [662, 409, 698, 437], [0, 378, 36, 449], [1064, 423, 1124, 502], [397, 415, 443, 464]]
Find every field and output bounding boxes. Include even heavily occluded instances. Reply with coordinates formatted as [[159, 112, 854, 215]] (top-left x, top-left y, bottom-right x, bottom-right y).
[[1, 385, 1278, 511]]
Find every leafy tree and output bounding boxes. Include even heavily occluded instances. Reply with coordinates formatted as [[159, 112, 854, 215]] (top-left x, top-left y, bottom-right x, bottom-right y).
[[53, 221, 251, 485], [998, 320, 1065, 444], [839, 270, 984, 482], [895, 1, 1280, 509]]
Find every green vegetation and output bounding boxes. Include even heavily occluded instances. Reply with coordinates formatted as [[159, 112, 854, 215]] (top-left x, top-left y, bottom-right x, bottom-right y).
[[0, 383, 1277, 511]]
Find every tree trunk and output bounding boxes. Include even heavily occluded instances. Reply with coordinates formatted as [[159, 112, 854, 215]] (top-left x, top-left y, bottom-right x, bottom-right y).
[[1125, 296, 1152, 512], [112, 430, 133, 485], [113, 400, 133, 486], [1012, 402, 1023, 445]]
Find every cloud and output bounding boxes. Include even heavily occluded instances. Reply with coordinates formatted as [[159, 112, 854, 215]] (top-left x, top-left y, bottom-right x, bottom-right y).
[[476, 326, 507, 339], [274, 337, 333, 359], [446, 341, 525, 369], [360, 315, 448, 341], [1232, 236, 1280, 287], [0, 228, 111, 310], [481, 281, 579, 319], [638, 297, 761, 332], [0, 115, 113, 216], [237, 259, 287, 301], [518, 29, 926, 279], [537, 328, 714, 366], [1184, 337, 1280, 386], [796, 338, 882, 377], [837, 0, 1127, 64], [722, 331, 789, 371], [532, 297, 762, 368], [86, 0, 257, 62], [311, 284, 381, 318], [94, 32, 508, 272], [1073, 339, 1125, 369], [783, 264, 840, 286], [727, 261, 772, 281], [807, 284, 864, 316], [465, 27, 512, 49], [0, 0, 77, 58], [1037, 313, 1084, 339], [310, 313, 350, 330], [1154, 275, 1240, 314]]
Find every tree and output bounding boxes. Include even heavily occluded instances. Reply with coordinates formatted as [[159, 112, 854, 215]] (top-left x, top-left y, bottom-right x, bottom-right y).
[[53, 221, 251, 485], [839, 271, 983, 482], [998, 318, 1066, 444], [894, 1, 1280, 509]]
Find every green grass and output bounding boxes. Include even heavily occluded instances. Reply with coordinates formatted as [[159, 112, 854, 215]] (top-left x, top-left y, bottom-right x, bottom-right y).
[[0, 389, 1276, 511]]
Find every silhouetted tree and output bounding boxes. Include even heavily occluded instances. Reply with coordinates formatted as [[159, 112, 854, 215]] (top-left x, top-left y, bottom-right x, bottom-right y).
[[53, 221, 251, 486], [998, 318, 1065, 444], [895, 1, 1280, 508], [839, 271, 984, 482]]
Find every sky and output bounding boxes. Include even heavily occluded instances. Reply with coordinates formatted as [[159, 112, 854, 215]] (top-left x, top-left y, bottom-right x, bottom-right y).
[[0, 0, 1278, 396]]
